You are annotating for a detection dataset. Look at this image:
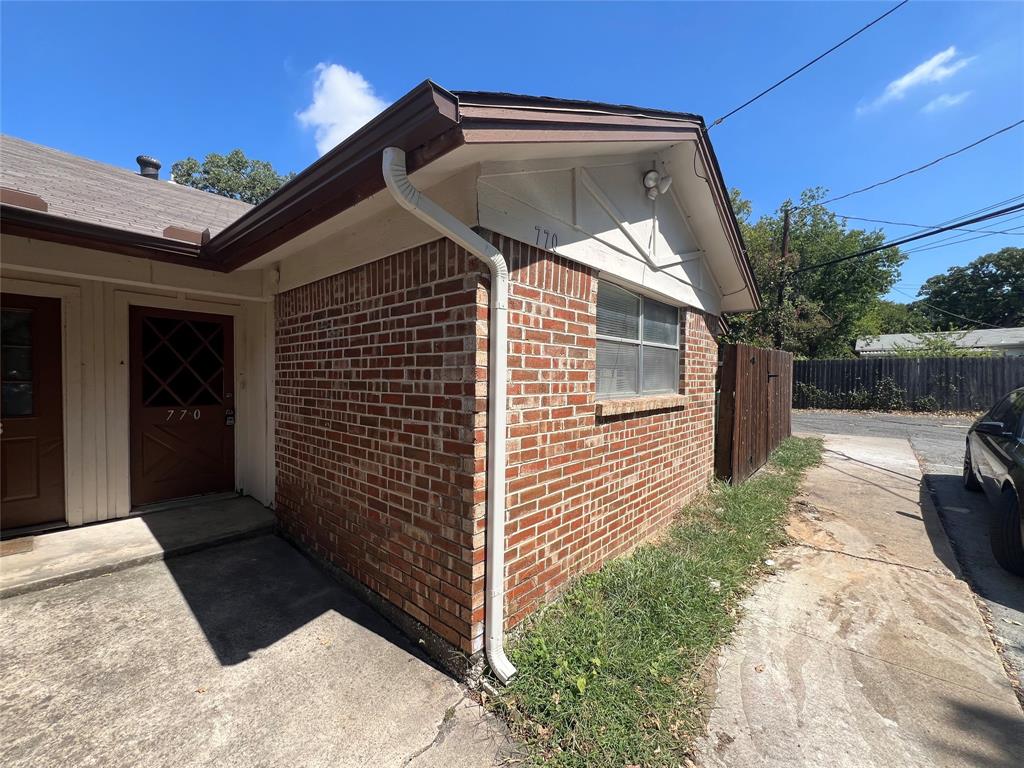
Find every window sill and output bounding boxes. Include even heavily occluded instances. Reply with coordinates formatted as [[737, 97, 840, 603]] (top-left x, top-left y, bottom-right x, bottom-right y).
[[595, 393, 687, 418]]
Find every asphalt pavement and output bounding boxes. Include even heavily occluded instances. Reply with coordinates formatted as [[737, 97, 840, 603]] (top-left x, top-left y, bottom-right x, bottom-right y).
[[794, 410, 1024, 693]]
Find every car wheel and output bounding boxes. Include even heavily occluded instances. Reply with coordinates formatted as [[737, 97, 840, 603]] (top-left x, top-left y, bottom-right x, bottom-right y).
[[963, 443, 982, 492], [990, 487, 1024, 577]]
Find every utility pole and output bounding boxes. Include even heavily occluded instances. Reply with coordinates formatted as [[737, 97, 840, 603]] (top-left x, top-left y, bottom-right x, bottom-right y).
[[774, 206, 790, 349]]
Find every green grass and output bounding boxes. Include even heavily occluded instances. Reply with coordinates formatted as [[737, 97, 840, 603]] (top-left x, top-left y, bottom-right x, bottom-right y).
[[490, 437, 823, 767]]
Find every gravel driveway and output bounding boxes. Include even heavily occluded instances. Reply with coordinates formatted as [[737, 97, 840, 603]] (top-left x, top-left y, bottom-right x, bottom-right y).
[[794, 410, 1024, 689]]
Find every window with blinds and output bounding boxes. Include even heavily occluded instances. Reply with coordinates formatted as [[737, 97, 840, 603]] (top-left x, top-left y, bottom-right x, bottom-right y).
[[596, 281, 680, 399]]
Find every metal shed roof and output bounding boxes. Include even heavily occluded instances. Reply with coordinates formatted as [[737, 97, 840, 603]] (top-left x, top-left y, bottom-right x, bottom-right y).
[[856, 328, 1024, 354]]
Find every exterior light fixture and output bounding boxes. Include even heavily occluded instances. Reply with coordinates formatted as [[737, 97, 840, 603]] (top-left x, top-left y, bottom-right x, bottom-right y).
[[642, 169, 673, 200]]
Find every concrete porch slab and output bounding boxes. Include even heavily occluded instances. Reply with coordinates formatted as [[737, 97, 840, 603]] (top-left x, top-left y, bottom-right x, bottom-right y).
[[0, 534, 513, 767], [0, 496, 274, 598]]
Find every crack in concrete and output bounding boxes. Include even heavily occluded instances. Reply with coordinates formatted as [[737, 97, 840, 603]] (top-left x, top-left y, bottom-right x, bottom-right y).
[[401, 697, 462, 767], [797, 497, 923, 523], [790, 541, 950, 577]]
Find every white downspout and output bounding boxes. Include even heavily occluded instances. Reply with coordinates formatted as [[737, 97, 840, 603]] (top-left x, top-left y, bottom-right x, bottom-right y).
[[382, 147, 517, 684]]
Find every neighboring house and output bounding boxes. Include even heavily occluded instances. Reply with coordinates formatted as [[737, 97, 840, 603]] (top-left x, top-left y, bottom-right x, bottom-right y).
[[0, 82, 759, 679], [856, 329, 1024, 357]]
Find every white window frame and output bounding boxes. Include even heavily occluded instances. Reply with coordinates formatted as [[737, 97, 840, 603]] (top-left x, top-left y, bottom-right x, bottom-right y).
[[596, 280, 680, 400]]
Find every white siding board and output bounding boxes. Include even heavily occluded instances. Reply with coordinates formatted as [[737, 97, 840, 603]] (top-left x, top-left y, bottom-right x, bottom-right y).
[[477, 156, 723, 315], [62, 292, 83, 527], [1, 237, 274, 527], [478, 180, 720, 314]]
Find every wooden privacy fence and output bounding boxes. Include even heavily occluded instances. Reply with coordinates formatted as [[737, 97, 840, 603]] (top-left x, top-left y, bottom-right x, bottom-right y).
[[793, 356, 1024, 412], [715, 343, 794, 484]]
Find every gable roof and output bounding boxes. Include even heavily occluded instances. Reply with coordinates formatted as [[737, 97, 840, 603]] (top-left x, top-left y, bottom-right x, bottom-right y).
[[1, 81, 758, 308], [1, 135, 252, 240]]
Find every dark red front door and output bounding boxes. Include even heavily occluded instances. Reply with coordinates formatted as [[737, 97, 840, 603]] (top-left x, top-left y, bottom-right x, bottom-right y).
[[1, 293, 66, 532], [130, 306, 235, 506]]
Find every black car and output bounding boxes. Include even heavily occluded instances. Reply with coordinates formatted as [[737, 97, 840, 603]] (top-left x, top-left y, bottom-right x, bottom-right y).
[[963, 386, 1024, 575]]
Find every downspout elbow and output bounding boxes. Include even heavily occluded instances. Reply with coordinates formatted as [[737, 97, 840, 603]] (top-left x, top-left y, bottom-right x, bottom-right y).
[[382, 148, 508, 306], [382, 146, 516, 684]]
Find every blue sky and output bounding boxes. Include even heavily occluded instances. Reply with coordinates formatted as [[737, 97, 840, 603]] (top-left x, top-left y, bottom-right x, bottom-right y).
[[2, 1, 1022, 303]]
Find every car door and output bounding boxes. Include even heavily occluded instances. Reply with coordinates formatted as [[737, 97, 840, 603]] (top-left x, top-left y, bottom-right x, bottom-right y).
[[1005, 393, 1024, 490], [976, 393, 1023, 498], [971, 396, 1006, 488]]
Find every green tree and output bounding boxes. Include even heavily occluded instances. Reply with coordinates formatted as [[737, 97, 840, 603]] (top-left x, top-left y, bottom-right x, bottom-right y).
[[171, 149, 295, 205], [855, 299, 931, 337], [913, 247, 1024, 329], [726, 188, 906, 358]]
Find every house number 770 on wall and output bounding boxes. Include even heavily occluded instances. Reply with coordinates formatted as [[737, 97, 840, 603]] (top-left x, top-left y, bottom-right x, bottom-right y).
[[534, 226, 558, 250]]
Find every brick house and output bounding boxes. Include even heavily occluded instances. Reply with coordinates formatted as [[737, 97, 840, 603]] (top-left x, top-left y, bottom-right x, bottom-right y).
[[0, 82, 759, 679]]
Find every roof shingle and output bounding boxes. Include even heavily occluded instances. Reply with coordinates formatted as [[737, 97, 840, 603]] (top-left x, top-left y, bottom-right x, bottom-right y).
[[0, 135, 251, 240]]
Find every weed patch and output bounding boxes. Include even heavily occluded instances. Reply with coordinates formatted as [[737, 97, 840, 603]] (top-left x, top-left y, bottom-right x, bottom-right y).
[[489, 437, 823, 767]]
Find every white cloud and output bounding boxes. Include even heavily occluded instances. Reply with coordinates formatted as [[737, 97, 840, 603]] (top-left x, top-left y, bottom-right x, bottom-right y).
[[922, 91, 971, 113], [858, 46, 974, 114], [296, 63, 388, 156]]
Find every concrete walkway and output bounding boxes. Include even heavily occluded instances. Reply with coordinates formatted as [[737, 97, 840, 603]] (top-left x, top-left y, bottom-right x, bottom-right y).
[[0, 534, 511, 767], [698, 433, 1024, 768], [794, 410, 1024, 686]]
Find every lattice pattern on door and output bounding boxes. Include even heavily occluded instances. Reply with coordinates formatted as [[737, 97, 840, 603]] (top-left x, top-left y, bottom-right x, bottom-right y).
[[141, 316, 225, 407]]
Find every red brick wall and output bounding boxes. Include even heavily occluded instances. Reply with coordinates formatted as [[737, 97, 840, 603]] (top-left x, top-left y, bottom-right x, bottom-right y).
[[496, 235, 719, 630], [274, 232, 719, 656], [274, 238, 488, 653]]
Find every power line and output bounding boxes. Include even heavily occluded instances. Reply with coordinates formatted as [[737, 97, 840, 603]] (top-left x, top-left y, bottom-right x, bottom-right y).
[[901, 223, 1024, 254], [897, 213, 1024, 251], [890, 287, 1002, 329], [789, 202, 1024, 275], [708, 0, 909, 130], [833, 212, 1024, 235], [934, 192, 1024, 225], [813, 120, 1024, 207], [834, 193, 1024, 234]]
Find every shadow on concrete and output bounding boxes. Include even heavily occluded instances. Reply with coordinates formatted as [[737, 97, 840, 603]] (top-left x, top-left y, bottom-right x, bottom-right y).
[[822, 460, 920, 505], [823, 448, 922, 482], [142, 520, 441, 670], [923, 473, 1024, 619], [913, 476, 966, 577], [934, 696, 1024, 768]]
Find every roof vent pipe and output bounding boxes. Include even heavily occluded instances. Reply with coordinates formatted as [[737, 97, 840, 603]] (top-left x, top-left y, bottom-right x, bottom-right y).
[[136, 155, 161, 180]]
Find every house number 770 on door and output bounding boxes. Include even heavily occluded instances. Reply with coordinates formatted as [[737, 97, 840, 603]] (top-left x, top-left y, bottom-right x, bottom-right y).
[[166, 409, 201, 421]]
